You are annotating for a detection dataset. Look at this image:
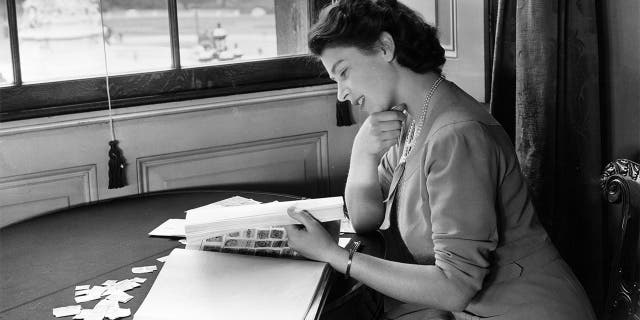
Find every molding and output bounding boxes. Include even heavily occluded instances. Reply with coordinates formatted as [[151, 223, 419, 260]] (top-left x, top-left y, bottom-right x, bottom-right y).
[[1, 196, 71, 208], [438, 0, 458, 58], [0, 84, 337, 137], [0, 165, 98, 203], [0, 196, 71, 228], [137, 132, 329, 194], [0, 165, 97, 227]]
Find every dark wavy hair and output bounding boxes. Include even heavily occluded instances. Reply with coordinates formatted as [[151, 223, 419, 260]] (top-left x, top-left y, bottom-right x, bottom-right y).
[[308, 0, 446, 74]]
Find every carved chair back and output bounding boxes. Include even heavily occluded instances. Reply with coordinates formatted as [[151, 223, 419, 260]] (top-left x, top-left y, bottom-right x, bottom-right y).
[[602, 159, 640, 320]]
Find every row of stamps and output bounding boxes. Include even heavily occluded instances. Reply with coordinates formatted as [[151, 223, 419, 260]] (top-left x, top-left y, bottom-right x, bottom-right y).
[[205, 227, 287, 242], [202, 245, 299, 257], [218, 238, 288, 248], [200, 227, 297, 257]]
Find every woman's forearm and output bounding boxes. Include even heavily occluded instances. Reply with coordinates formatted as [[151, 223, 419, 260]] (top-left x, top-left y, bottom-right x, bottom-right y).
[[344, 152, 385, 233], [328, 249, 475, 311]]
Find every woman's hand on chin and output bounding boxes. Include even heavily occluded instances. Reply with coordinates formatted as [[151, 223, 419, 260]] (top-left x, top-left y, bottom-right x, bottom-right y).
[[352, 109, 406, 157]]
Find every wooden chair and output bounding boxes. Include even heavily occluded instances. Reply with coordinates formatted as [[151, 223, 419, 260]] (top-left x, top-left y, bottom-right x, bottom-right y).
[[602, 159, 640, 320]]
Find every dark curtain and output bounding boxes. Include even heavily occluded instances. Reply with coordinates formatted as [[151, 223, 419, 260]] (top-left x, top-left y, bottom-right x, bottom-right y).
[[489, 0, 603, 315]]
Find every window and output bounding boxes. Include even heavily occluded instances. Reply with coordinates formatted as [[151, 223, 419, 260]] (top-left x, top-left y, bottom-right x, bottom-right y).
[[0, 0, 331, 121], [176, 0, 311, 67], [16, 0, 110, 82], [0, 0, 13, 84]]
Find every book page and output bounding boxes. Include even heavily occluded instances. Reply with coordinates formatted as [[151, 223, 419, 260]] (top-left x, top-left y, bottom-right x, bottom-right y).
[[134, 248, 330, 320]]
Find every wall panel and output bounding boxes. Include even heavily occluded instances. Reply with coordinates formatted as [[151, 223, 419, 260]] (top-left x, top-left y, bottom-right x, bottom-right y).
[[0, 165, 97, 227], [138, 132, 329, 196]]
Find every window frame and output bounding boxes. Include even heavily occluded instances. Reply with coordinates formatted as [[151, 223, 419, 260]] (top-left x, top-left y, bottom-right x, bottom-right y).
[[0, 0, 333, 122]]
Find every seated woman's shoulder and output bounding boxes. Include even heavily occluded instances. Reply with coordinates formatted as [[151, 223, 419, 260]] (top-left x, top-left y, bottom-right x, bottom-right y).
[[431, 101, 498, 134]]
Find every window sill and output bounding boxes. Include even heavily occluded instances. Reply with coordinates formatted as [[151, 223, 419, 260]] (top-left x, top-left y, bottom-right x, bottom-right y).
[[0, 83, 338, 137]]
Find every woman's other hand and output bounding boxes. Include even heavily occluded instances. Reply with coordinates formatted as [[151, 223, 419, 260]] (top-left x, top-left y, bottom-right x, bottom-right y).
[[284, 207, 345, 263], [352, 108, 406, 157]]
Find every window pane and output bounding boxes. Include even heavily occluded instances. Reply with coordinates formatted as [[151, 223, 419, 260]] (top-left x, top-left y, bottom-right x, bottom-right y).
[[17, 0, 105, 82], [16, 0, 171, 83], [177, 0, 309, 67], [1, 0, 14, 85], [101, 0, 171, 74]]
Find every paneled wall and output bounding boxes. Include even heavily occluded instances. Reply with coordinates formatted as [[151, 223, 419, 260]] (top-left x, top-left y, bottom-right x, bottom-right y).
[[0, 84, 361, 227]]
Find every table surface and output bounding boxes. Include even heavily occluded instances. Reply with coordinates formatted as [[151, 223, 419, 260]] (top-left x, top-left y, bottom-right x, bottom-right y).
[[0, 189, 384, 320]]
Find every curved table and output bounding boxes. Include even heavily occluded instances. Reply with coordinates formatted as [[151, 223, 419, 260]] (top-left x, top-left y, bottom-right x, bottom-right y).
[[0, 189, 384, 320]]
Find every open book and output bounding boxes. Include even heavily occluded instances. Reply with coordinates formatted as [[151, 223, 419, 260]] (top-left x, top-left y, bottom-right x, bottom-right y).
[[134, 248, 332, 320], [184, 196, 345, 257]]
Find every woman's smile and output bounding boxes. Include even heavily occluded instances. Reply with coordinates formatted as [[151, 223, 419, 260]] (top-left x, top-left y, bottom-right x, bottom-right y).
[[354, 96, 366, 109]]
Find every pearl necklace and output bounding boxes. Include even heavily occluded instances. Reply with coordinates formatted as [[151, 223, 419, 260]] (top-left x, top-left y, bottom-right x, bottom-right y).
[[399, 76, 444, 165]]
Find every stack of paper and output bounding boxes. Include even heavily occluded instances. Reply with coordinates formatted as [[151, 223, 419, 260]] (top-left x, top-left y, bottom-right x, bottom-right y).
[[134, 248, 331, 320], [148, 196, 262, 238], [184, 196, 345, 248]]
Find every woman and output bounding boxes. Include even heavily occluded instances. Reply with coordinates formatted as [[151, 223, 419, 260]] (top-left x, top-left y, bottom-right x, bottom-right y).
[[283, 0, 596, 319]]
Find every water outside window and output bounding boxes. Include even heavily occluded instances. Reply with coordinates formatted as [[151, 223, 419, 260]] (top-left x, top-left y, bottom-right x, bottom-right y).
[[0, 0, 14, 85], [177, 0, 282, 67]]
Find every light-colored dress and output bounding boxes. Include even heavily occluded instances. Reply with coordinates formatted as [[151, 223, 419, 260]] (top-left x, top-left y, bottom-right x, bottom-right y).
[[377, 80, 596, 319]]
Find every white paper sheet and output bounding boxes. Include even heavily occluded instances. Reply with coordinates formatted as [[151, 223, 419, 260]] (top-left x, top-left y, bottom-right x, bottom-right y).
[[148, 219, 185, 237]]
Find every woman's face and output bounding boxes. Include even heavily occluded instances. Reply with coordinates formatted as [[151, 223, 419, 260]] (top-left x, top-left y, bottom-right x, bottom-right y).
[[320, 45, 397, 114]]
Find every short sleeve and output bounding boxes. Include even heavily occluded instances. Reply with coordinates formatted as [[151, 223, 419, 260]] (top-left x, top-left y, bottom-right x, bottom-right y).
[[425, 121, 499, 293]]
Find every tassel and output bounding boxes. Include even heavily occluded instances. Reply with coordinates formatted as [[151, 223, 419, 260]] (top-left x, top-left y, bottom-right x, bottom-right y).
[[336, 100, 354, 126], [108, 140, 127, 189]]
